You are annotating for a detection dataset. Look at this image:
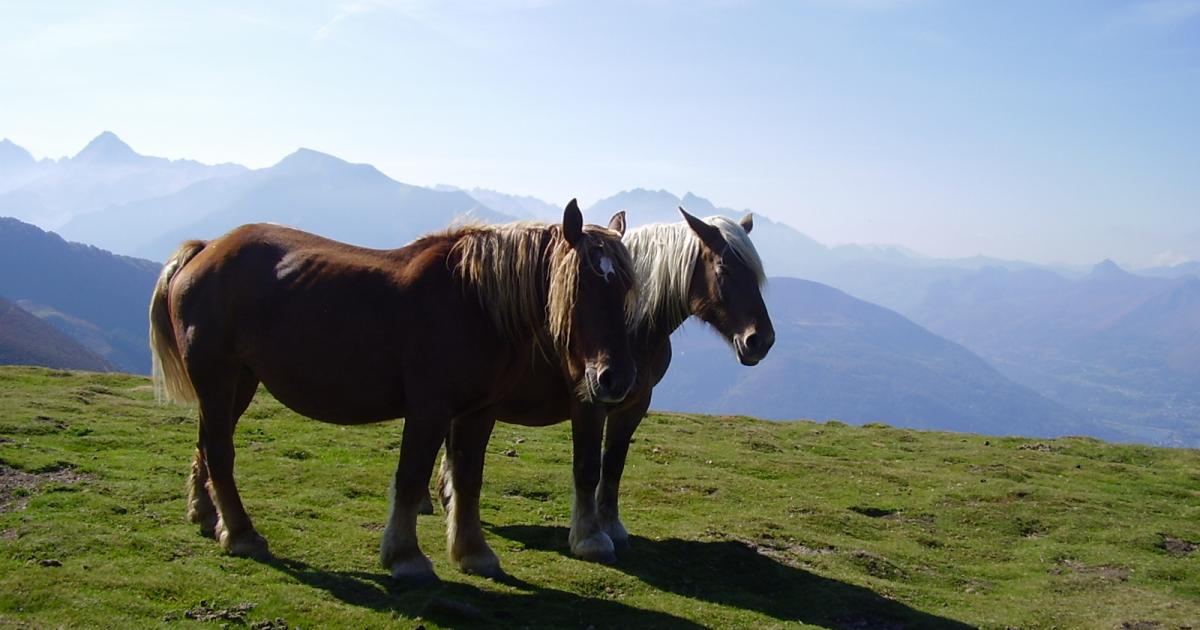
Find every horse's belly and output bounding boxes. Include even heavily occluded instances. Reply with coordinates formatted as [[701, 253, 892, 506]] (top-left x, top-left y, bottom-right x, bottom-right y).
[[263, 377, 404, 425], [247, 345, 407, 424]]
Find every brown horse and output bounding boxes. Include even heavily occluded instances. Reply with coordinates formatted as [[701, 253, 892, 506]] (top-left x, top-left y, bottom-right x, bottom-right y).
[[148, 201, 637, 582], [434, 208, 774, 564]]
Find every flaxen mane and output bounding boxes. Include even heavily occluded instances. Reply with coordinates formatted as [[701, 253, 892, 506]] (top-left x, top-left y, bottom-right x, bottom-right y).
[[450, 223, 633, 353], [624, 216, 765, 331]]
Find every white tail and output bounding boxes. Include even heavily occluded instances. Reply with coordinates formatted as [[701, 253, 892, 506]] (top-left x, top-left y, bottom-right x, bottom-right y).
[[148, 240, 206, 404]]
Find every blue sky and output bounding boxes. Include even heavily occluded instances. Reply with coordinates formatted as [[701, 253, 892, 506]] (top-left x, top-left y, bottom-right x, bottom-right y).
[[1, 0, 1198, 266]]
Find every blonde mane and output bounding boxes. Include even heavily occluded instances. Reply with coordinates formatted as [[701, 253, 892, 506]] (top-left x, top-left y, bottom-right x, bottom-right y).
[[624, 216, 765, 331], [450, 222, 632, 353]]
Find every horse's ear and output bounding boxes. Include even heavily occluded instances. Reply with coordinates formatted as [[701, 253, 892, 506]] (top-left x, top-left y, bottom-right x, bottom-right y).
[[563, 199, 583, 246], [680, 206, 724, 250], [740, 213, 754, 234], [608, 210, 627, 237]]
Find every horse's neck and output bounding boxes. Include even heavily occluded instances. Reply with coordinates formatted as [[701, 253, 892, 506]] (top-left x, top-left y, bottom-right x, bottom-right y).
[[635, 307, 692, 347]]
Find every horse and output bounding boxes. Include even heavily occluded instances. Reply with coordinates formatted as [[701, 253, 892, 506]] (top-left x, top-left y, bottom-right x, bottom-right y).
[[147, 200, 638, 582], [432, 207, 774, 564]]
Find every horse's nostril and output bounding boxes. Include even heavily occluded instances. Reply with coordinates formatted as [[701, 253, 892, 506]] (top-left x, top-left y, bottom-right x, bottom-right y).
[[597, 368, 616, 393], [744, 332, 759, 352]]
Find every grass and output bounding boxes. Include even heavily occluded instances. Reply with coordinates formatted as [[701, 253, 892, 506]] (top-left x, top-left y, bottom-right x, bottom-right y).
[[1, 366, 1198, 629]]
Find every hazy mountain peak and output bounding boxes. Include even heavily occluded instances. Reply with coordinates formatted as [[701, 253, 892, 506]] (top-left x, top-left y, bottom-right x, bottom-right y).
[[274, 148, 356, 171], [73, 131, 139, 164], [1089, 258, 1130, 279], [680, 192, 718, 214], [0, 138, 36, 167]]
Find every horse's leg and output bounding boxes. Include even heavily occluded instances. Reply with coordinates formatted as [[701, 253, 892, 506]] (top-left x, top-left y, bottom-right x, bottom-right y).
[[418, 489, 436, 515], [568, 403, 616, 563], [597, 394, 650, 553], [444, 413, 501, 577], [417, 441, 446, 516], [186, 422, 217, 537], [188, 368, 257, 538], [380, 409, 449, 584], [194, 361, 268, 559]]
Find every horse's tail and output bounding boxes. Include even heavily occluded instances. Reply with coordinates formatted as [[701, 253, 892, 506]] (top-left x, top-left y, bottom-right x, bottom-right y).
[[149, 240, 207, 404]]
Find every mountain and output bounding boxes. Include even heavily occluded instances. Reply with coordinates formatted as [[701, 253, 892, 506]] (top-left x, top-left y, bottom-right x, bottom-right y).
[[60, 148, 515, 261], [0, 132, 246, 228], [445, 186, 561, 220], [906, 260, 1200, 446], [1139, 260, 1200, 279], [0, 217, 159, 373], [588, 189, 834, 275], [653, 277, 1089, 439], [0, 295, 116, 372]]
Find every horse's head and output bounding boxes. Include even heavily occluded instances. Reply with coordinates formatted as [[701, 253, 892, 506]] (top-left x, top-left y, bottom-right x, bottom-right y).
[[680, 207, 775, 366], [552, 200, 638, 404]]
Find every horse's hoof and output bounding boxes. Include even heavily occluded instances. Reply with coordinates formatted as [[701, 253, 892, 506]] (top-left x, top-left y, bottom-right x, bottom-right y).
[[191, 512, 218, 538], [390, 556, 438, 587], [572, 533, 617, 564], [603, 519, 630, 552], [458, 551, 504, 579], [220, 529, 270, 560]]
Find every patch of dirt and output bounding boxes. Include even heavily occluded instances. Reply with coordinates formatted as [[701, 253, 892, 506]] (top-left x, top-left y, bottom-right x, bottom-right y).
[[0, 464, 85, 512], [182, 600, 256, 623], [1120, 621, 1163, 630], [1017, 442, 1058, 452], [1159, 534, 1197, 557], [740, 536, 834, 566], [1051, 558, 1129, 583]]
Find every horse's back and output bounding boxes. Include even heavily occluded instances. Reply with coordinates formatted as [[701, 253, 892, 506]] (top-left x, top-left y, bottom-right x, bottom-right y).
[[167, 223, 445, 423]]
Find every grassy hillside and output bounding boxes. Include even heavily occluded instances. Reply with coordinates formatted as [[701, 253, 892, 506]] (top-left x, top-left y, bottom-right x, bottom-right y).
[[0, 297, 115, 372], [1, 367, 1197, 629]]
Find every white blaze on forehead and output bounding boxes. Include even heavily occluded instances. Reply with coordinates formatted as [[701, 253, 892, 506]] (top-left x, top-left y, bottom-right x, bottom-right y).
[[599, 255, 615, 281]]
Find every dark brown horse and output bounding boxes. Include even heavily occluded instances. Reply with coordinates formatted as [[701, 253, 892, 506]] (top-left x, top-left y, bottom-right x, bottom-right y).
[[148, 201, 637, 582], [434, 208, 774, 564]]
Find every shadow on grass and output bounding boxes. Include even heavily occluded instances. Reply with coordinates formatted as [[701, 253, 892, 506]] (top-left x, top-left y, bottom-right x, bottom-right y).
[[490, 524, 977, 630], [263, 556, 706, 629]]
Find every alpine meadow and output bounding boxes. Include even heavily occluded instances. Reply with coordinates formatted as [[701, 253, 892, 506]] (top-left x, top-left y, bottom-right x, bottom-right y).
[[3, 2, 1200, 629]]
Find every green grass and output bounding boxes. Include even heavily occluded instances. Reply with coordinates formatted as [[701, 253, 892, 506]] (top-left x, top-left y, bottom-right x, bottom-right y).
[[1, 366, 1198, 629]]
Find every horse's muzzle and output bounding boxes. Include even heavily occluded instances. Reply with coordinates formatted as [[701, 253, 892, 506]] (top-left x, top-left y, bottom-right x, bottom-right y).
[[734, 326, 775, 366], [587, 364, 636, 403]]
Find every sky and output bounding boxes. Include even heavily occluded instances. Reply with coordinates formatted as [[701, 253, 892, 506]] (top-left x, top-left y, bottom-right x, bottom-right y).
[[1, 0, 1198, 266]]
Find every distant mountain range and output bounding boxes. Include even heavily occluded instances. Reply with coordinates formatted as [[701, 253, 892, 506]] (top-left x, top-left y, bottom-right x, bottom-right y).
[[2, 132, 1198, 446], [656, 277, 1088, 439], [0, 217, 158, 373], [60, 148, 508, 261], [905, 260, 1200, 446], [0, 295, 115, 372], [0, 132, 244, 229]]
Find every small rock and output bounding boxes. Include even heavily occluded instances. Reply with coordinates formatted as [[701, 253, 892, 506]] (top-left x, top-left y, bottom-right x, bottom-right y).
[[502, 449, 518, 458], [38, 559, 62, 567]]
